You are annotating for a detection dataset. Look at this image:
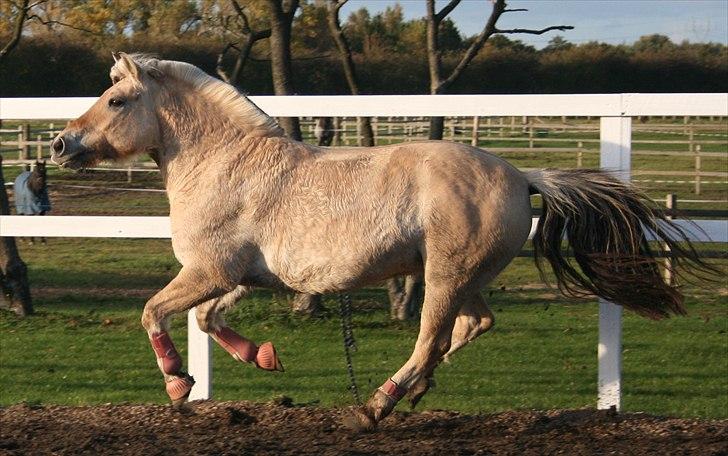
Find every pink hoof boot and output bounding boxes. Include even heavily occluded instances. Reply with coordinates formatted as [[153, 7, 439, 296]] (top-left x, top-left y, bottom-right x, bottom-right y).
[[255, 342, 284, 372], [166, 374, 195, 405]]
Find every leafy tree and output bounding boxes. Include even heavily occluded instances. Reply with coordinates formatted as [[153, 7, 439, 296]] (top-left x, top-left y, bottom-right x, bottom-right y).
[[542, 35, 573, 53]]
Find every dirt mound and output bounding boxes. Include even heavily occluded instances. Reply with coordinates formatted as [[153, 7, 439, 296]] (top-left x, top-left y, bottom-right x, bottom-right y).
[[1, 401, 726, 455]]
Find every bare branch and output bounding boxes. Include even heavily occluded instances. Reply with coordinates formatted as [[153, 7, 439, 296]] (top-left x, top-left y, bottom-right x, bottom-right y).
[[0, 0, 30, 64], [229, 0, 251, 33], [495, 25, 574, 35], [26, 14, 99, 35], [333, 0, 348, 15], [435, 0, 462, 22], [503, 8, 528, 13], [433, 0, 573, 93]]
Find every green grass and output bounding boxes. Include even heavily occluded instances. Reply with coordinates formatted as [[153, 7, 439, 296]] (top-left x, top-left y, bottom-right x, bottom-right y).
[[0, 239, 726, 419]]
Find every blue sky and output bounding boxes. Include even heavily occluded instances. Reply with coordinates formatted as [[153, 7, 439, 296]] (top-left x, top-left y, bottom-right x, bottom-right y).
[[340, 1, 728, 48]]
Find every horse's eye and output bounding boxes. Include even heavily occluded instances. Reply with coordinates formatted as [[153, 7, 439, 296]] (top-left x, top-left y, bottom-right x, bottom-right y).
[[109, 98, 125, 108]]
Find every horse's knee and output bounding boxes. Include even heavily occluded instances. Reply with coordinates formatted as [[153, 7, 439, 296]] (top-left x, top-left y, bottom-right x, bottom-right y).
[[140, 306, 156, 331], [195, 306, 222, 333]]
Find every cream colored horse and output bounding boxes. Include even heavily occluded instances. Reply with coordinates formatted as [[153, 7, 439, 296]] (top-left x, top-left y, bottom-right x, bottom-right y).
[[51, 53, 714, 430]]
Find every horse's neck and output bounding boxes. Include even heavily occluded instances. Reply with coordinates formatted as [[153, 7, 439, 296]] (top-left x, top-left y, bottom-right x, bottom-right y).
[[157, 132, 303, 196], [154, 90, 297, 193]]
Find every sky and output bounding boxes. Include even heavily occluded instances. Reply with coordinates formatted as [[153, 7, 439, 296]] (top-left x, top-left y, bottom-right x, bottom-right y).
[[339, 0, 728, 49]]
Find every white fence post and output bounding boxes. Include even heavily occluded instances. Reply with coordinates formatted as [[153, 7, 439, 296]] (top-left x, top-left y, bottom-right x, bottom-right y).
[[187, 310, 212, 400], [598, 115, 632, 411]]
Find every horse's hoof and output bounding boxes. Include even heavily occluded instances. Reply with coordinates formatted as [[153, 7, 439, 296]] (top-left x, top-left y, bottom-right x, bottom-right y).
[[166, 374, 195, 405], [342, 407, 377, 433], [255, 342, 284, 372]]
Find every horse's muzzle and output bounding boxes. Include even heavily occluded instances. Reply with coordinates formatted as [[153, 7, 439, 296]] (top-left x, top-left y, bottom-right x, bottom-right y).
[[50, 135, 89, 170]]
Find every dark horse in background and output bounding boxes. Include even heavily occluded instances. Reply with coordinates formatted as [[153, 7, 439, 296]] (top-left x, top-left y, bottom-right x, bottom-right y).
[[13, 160, 51, 244]]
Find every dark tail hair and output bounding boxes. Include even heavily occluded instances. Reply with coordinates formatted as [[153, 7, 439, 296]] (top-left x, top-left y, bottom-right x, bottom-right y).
[[526, 169, 719, 319]]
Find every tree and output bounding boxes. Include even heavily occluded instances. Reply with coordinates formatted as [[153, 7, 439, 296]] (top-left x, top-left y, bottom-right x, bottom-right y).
[[326, 0, 374, 146], [213, 0, 271, 86], [266, 0, 303, 141], [543, 35, 573, 53], [426, 0, 573, 138], [0, 155, 32, 316], [0, 0, 30, 63]]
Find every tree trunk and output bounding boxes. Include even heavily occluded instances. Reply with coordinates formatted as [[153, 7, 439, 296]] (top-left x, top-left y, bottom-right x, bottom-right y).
[[0, 155, 32, 316], [387, 274, 423, 320], [0, 0, 30, 64], [429, 116, 445, 140], [268, 0, 302, 141]]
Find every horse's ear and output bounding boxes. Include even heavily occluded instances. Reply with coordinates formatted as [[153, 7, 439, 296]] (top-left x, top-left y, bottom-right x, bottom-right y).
[[117, 52, 140, 81], [112, 52, 120, 63]]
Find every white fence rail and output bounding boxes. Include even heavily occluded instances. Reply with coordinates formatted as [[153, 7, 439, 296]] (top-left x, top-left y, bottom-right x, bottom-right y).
[[1, 94, 727, 408]]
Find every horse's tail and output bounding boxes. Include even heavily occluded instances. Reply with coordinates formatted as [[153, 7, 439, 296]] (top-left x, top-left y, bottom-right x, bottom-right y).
[[525, 168, 719, 320]]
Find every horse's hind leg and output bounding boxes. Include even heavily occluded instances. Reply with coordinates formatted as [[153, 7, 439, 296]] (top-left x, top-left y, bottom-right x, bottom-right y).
[[141, 266, 232, 405], [347, 283, 462, 431], [195, 286, 283, 372], [406, 293, 494, 409]]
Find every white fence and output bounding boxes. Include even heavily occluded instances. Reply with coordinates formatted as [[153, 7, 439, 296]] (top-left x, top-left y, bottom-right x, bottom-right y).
[[1, 94, 727, 408]]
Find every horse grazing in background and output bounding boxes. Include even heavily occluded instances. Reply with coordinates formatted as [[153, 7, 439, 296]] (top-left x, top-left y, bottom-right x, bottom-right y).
[[50, 53, 717, 430], [14, 159, 51, 244]]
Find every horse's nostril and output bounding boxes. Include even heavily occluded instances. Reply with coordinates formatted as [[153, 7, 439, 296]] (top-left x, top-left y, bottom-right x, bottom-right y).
[[52, 137, 65, 155]]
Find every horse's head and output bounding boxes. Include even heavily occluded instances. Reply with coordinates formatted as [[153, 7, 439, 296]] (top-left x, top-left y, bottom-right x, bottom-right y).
[[51, 53, 163, 170], [28, 159, 47, 196]]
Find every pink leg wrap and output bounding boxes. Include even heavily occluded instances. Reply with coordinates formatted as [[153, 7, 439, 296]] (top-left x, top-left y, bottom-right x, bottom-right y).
[[214, 327, 258, 362], [150, 331, 182, 375], [214, 327, 284, 372], [378, 378, 407, 402]]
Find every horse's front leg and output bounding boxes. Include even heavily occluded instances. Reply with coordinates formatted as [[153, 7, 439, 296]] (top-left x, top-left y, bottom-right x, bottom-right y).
[[141, 266, 231, 405], [195, 286, 284, 371]]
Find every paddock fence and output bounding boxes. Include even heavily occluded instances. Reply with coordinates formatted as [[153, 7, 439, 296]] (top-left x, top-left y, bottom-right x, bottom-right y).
[[1, 94, 727, 410]]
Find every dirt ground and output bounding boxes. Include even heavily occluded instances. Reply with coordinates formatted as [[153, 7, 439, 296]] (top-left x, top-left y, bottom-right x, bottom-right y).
[[1, 401, 726, 456]]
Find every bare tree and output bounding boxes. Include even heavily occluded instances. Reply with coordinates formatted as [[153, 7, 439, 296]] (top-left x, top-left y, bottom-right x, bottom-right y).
[[1, 0, 98, 65], [266, 0, 302, 141], [215, 0, 271, 86], [326, 0, 374, 147], [0, 155, 32, 316], [0, 0, 31, 64], [426, 0, 573, 139]]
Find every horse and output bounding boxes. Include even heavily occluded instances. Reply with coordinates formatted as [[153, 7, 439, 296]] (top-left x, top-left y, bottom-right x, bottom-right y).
[[50, 53, 717, 430], [13, 159, 51, 244]]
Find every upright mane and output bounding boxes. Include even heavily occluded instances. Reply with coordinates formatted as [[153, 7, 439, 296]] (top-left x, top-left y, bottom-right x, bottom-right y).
[[110, 54, 285, 138]]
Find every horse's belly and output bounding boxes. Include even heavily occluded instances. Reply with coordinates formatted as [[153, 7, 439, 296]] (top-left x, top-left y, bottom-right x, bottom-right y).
[[262, 237, 422, 294]]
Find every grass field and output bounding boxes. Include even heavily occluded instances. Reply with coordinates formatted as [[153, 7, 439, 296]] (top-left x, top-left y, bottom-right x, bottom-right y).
[[0, 239, 726, 419]]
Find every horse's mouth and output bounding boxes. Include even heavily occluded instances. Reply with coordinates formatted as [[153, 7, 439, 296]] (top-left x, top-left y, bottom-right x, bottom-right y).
[[51, 150, 92, 171]]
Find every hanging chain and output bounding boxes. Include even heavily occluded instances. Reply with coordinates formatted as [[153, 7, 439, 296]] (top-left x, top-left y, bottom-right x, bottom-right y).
[[339, 293, 360, 404]]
